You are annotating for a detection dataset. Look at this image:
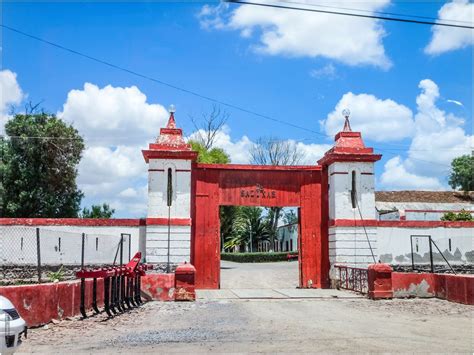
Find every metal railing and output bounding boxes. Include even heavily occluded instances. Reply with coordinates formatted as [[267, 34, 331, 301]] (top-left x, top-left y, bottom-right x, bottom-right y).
[[335, 265, 369, 294]]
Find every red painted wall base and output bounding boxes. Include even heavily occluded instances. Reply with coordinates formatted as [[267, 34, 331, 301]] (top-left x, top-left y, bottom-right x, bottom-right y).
[[141, 274, 176, 301], [392, 272, 473, 305], [0, 272, 189, 327], [0, 279, 104, 327]]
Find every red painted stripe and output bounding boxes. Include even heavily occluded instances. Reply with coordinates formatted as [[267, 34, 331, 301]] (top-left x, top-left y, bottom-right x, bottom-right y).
[[361, 172, 373, 175], [405, 209, 474, 213], [176, 169, 191, 172], [330, 219, 474, 228], [146, 218, 192, 226], [195, 163, 321, 171], [148, 169, 165, 172], [0, 218, 146, 226], [330, 171, 348, 176], [330, 219, 378, 227]]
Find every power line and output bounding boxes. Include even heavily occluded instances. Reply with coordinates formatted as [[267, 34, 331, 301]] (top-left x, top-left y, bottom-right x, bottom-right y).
[[1, 24, 329, 139], [275, 0, 474, 25], [225, 0, 474, 29], [1, 25, 464, 169]]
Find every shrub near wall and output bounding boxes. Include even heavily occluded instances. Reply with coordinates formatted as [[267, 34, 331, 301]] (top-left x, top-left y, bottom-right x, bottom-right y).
[[221, 252, 298, 263]]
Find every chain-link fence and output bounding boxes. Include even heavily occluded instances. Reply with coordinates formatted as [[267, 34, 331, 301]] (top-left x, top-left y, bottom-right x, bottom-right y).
[[0, 226, 135, 285]]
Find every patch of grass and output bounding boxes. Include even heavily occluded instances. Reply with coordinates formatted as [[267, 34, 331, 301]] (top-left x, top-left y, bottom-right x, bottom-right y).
[[221, 252, 298, 263], [47, 265, 65, 282]]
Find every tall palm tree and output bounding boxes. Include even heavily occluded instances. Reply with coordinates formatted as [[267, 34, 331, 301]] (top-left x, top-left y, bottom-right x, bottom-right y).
[[224, 207, 271, 252]]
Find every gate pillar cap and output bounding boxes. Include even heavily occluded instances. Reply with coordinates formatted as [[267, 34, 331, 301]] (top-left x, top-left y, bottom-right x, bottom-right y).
[[368, 263, 392, 272], [175, 262, 196, 275], [318, 121, 382, 166], [142, 108, 198, 162]]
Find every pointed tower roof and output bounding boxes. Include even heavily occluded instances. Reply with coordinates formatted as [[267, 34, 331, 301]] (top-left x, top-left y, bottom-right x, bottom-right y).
[[318, 110, 381, 166], [142, 106, 198, 162]]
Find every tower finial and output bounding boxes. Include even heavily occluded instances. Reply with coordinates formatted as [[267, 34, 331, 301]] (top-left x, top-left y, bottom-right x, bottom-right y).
[[167, 104, 177, 128], [342, 108, 352, 132]]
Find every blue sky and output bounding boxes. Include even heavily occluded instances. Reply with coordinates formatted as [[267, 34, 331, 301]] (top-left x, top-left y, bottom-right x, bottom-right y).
[[2, 1, 473, 217]]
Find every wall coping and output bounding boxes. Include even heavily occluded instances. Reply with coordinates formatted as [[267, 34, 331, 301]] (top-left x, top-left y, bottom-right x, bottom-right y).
[[0, 218, 146, 226], [330, 219, 474, 228]]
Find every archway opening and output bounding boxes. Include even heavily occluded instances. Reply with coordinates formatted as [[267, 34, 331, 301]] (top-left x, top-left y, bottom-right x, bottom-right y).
[[219, 206, 300, 289]]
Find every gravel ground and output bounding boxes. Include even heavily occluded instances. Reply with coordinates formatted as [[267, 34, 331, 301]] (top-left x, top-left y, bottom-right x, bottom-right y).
[[18, 297, 473, 353], [220, 260, 299, 289]]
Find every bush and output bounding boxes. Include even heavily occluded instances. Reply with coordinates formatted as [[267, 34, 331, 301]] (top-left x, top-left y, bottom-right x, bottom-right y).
[[221, 252, 298, 263], [441, 209, 473, 221]]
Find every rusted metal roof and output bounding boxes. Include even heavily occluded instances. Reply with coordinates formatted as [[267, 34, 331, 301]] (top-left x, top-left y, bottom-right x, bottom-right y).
[[375, 191, 474, 203]]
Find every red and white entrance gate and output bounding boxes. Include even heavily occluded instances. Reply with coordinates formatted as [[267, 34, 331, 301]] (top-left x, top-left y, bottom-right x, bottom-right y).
[[191, 164, 329, 289], [143, 109, 380, 290]]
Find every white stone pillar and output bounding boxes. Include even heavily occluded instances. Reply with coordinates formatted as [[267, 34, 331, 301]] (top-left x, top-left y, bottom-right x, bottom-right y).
[[318, 125, 382, 282], [142, 108, 197, 266]]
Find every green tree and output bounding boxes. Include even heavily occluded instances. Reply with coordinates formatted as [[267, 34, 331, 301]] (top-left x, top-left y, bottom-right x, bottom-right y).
[[189, 140, 230, 164], [283, 209, 298, 225], [1, 111, 84, 217], [448, 155, 474, 192], [81, 203, 115, 218], [225, 207, 271, 252]]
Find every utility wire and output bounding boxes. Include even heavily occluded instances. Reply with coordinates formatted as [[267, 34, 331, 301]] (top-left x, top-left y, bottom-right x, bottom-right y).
[[274, 0, 474, 25], [1, 24, 328, 139], [2, 24, 465, 169], [225, 0, 474, 29], [354, 193, 377, 264]]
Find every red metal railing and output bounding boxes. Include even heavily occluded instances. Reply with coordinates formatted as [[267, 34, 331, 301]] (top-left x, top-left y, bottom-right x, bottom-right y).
[[76, 252, 153, 318], [335, 265, 368, 294]]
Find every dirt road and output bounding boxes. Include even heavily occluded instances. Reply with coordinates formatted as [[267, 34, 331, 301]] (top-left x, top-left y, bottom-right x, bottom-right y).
[[19, 297, 473, 353]]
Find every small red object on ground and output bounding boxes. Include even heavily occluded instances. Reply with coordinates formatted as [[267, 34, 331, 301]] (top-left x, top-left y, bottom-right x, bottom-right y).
[[174, 262, 196, 301], [287, 253, 298, 261], [368, 263, 393, 299]]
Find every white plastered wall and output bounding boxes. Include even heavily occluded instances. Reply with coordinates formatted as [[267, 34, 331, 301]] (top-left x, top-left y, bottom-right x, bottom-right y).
[[145, 225, 191, 264], [0, 225, 144, 265], [328, 162, 376, 220], [147, 159, 192, 219], [146, 158, 192, 263], [328, 161, 378, 282], [377, 226, 473, 265]]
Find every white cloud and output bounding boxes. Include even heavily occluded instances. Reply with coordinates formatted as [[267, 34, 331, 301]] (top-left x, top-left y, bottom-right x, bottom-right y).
[[188, 126, 331, 164], [188, 125, 254, 163], [0, 69, 24, 124], [425, 0, 474, 55], [380, 157, 444, 190], [57, 83, 170, 217], [78, 145, 145, 185], [58, 83, 168, 145], [310, 63, 337, 79], [380, 79, 472, 190], [198, 0, 392, 68], [321, 92, 414, 142], [297, 141, 333, 164], [446, 99, 463, 107]]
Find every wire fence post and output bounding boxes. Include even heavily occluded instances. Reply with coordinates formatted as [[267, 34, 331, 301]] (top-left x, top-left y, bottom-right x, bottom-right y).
[[81, 233, 85, 269], [428, 236, 434, 273], [36, 228, 42, 283], [119, 234, 124, 266], [80, 232, 87, 318]]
